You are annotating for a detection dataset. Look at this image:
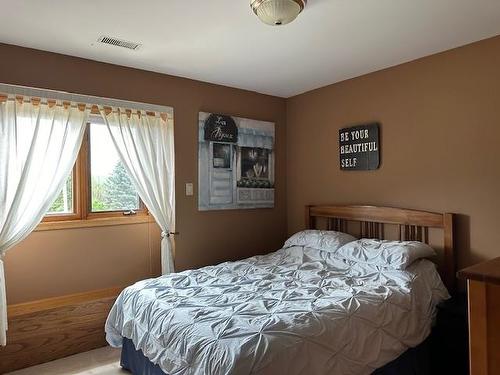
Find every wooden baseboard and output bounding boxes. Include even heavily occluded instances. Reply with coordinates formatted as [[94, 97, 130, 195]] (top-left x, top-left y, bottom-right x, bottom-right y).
[[0, 286, 124, 374]]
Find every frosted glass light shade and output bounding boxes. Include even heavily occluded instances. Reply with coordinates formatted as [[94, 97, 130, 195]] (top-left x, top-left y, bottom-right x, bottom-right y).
[[251, 0, 306, 26]]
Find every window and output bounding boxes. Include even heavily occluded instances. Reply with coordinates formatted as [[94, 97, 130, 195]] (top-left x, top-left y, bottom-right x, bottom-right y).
[[212, 143, 231, 169], [241, 147, 269, 180], [42, 116, 147, 225], [46, 174, 73, 215], [89, 121, 140, 213]]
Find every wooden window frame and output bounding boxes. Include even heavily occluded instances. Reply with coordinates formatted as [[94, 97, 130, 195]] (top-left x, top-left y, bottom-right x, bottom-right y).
[[40, 121, 148, 228], [42, 166, 81, 222]]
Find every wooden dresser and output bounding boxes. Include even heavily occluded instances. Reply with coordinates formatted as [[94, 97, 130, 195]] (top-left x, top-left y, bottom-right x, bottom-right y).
[[458, 257, 500, 375]]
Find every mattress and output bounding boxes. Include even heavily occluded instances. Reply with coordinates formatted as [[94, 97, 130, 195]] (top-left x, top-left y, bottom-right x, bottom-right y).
[[106, 246, 449, 375]]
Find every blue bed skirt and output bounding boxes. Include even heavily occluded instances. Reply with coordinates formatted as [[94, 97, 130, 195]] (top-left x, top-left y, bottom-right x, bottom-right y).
[[120, 336, 431, 375], [121, 338, 165, 375]]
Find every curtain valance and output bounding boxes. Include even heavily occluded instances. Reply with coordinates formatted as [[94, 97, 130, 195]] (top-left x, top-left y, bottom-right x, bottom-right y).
[[0, 83, 173, 119]]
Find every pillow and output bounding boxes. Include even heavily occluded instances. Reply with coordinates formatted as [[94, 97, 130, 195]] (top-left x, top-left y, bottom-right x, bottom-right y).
[[335, 239, 436, 270], [284, 230, 356, 253]]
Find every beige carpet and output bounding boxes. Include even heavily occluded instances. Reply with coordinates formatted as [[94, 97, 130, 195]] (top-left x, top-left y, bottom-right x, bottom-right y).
[[6, 347, 125, 375]]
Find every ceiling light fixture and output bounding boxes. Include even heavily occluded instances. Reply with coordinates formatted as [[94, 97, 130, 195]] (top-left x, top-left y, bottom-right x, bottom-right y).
[[251, 0, 307, 26]]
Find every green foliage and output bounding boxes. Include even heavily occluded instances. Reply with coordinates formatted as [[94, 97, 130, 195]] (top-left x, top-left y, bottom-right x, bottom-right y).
[[49, 194, 64, 213], [91, 176, 105, 211], [48, 175, 73, 213], [100, 161, 139, 211], [92, 198, 106, 211], [49, 161, 139, 214]]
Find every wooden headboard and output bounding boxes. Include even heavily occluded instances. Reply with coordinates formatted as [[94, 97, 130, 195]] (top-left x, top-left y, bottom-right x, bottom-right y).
[[305, 205, 455, 292]]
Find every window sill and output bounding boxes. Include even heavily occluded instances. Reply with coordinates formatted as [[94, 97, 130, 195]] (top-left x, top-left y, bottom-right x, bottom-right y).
[[35, 215, 154, 231]]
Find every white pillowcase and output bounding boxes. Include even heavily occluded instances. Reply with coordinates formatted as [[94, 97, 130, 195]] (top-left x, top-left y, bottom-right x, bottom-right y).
[[284, 230, 356, 253], [335, 239, 436, 270]]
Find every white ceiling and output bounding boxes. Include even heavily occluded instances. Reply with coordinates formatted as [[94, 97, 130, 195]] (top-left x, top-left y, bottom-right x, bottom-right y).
[[1, 0, 499, 98]]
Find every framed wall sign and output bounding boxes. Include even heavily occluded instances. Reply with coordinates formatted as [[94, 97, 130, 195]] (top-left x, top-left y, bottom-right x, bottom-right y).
[[339, 123, 380, 170], [198, 112, 275, 211]]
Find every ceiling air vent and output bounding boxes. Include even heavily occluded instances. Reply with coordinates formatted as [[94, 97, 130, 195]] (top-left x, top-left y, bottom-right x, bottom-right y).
[[97, 36, 141, 50]]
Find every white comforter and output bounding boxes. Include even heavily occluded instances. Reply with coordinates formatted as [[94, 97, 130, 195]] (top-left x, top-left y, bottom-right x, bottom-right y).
[[105, 246, 449, 375]]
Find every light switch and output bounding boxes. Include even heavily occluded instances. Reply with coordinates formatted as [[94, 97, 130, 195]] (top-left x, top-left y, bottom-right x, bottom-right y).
[[185, 183, 194, 196]]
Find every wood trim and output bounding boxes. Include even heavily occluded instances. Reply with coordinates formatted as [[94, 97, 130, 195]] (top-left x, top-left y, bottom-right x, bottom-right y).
[[0, 287, 124, 373], [86, 209, 149, 219], [309, 205, 445, 227], [487, 284, 500, 374], [42, 212, 81, 222], [7, 287, 123, 317], [35, 215, 153, 231], [305, 204, 456, 292], [458, 257, 500, 286], [468, 280, 489, 375], [443, 213, 455, 291], [305, 205, 314, 229]]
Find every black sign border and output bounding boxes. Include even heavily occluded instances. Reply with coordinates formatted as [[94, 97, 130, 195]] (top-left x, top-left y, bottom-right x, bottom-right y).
[[339, 122, 381, 171]]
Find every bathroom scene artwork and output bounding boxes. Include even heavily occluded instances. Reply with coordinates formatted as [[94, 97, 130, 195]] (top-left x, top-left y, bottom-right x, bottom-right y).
[[198, 112, 275, 211]]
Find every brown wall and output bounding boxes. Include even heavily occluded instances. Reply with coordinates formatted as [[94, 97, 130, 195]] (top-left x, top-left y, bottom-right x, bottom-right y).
[[4, 35, 500, 304], [0, 43, 287, 304], [286, 36, 500, 270]]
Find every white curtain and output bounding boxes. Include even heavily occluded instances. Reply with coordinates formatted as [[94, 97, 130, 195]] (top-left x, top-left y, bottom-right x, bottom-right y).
[[0, 98, 89, 346], [100, 109, 175, 274]]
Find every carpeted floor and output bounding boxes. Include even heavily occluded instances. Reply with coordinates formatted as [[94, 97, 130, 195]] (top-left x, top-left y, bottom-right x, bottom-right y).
[[6, 347, 125, 375]]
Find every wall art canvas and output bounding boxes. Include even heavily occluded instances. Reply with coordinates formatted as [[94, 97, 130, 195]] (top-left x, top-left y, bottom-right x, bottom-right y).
[[339, 123, 380, 170], [198, 112, 275, 211]]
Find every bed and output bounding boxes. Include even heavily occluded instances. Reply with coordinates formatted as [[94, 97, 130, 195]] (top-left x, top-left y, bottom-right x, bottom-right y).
[[105, 205, 455, 375]]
